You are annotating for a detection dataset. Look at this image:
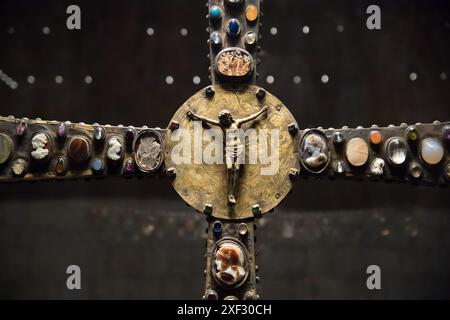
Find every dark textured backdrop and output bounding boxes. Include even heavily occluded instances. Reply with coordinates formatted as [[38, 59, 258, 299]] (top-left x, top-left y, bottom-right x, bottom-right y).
[[0, 0, 449, 299]]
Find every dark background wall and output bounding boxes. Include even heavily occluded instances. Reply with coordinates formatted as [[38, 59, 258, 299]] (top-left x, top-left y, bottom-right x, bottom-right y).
[[0, 0, 449, 299]]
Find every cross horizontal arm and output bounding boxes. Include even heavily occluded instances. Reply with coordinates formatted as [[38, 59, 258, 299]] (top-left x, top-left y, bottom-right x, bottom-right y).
[[0, 116, 166, 183], [296, 121, 450, 185]]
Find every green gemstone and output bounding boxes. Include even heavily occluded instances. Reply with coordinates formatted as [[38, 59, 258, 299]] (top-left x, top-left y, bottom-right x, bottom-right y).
[[409, 131, 418, 141]]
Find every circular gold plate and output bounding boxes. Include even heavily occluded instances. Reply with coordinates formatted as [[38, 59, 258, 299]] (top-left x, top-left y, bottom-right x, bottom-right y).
[[164, 85, 299, 220]]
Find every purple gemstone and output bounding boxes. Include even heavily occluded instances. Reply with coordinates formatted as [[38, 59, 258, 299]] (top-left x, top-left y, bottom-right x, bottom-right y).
[[125, 128, 135, 144], [444, 126, 450, 140], [16, 120, 27, 136], [57, 122, 67, 139], [124, 159, 135, 173]]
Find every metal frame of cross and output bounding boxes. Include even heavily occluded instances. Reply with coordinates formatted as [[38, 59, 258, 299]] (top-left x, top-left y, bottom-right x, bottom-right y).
[[0, 0, 449, 300]]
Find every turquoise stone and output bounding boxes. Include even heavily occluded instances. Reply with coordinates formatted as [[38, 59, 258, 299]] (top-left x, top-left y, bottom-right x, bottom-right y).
[[209, 6, 222, 22]]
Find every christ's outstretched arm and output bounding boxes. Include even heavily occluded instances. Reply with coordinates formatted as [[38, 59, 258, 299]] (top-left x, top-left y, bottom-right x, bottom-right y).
[[187, 111, 220, 126], [236, 106, 268, 127]]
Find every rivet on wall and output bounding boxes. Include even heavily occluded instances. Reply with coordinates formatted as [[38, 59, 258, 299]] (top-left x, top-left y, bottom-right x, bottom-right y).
[[337, 25, 344, 33], [293, 75, 301, 84], [409, 72, 418, 81], [321, 74, 329, 84], [146, 27, 154, 36], [55, 75, 63, 84], [27, 75, 35, 84], [7, 27, 15, 35], [193, 76, 201, 85], [84, 75, 93, 84], [270, 27, 278, 36], [302, 25, 310, 34], [165, 76, 174, 85], [440, 72, 447, 80], [266, 75, 275, 84], [180, 28, 188, 37], [42, 26, 51, 35]]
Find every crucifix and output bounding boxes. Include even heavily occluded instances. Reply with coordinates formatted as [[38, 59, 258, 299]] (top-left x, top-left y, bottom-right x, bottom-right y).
[[0, 0, 449, 300]]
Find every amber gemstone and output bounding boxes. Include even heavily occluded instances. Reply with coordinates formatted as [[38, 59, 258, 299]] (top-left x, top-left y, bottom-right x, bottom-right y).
[[68, 136, 90, 163], [369, 130, 382, 145], [245, 5, 259, 22], [55, 157, 67, 175]]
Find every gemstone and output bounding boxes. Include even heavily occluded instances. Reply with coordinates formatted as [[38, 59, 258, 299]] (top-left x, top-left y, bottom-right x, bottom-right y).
[[125, 127, 135, 146], [252, 204, 261, 216], [134, 131, 162, 172], [299, 131, 329, 172], [225, 0, 243, 5], [443, 125, 450, 140], [332, 132, 344, 144], [256, 88, 266, 100], [288, 123, 298, 135], [123, 158, 135, 173], [11, 159, 28, 177], [244, 31, 257, 46], [205, 86, 215, 98], [16, 119, 27, 136], [93, 126, 106, 142], [406, 126, 418, 141], [91, 158, 104, 173], [213, 221, 222, 234], [238, 223, 248, 236], [68, 136, 91, 163], [213, 241, 247, 287], [386, 137, 408, 165], [409, 162, 423, 179], [227, 19, 241, 37], [245, 5, 259, 22], [204, 290, 218, 300], [420, 138, 444, 165], [333, 160, 345, 174], [31, 133, 51, 160], [216, 49, 252, 78], [346, 138, 369, 167], [55, 157, 66, 175], [56, 122, 67, 139], [0, 133, 13, 165], [107, 137, 123, 161], [210, 31, 222, 47], [370, 158, 385, 176], [209, 6, 222, 22], [369, 130, 382, 145]]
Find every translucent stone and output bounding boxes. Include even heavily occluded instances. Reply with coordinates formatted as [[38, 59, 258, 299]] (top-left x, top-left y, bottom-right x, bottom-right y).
[[210, 31, 221, 47], [387, 138, 407, 165], [420, 138, 444, 165], [227, 19, 241, 37], [244, 31, 257, 46]]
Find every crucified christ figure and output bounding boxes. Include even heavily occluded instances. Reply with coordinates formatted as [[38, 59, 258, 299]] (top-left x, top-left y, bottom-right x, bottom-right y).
[[187, 106, 268, 205]]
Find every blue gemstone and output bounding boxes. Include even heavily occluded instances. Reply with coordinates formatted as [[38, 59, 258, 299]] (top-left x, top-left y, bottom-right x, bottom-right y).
[[209, 6, 222, 22], [213, 221, 222, 234], [92, 159, 104, 173], [227, 19, 241, 37]]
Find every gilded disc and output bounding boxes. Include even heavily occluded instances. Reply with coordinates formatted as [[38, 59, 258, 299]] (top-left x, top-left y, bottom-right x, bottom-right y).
[[164, 85, 299, 220]]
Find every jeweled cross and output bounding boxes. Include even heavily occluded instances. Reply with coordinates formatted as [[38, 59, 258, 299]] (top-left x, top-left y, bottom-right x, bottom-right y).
[[0, 0, 449, 300]]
